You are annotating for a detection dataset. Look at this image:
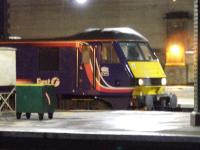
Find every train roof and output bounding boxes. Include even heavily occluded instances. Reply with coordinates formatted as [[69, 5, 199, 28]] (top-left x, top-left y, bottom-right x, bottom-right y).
[[0, 28, 148, 47], [62, 27, 148, 41]]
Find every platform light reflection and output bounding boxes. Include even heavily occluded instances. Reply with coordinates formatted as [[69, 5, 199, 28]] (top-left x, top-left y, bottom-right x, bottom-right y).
[[108, 111, 180, 132]]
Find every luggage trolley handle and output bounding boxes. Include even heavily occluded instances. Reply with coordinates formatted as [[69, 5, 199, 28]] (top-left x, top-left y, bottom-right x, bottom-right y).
[[44, 91, 54, 120], [44, 92, 51, 105]]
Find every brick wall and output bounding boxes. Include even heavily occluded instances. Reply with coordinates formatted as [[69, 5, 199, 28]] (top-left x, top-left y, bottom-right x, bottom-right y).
[[0, 0, 8, 39], [8, 0, 193, 47]]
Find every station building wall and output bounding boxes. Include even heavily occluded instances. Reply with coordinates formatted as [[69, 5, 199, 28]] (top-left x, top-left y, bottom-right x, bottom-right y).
[[7, 0, 194, 85]]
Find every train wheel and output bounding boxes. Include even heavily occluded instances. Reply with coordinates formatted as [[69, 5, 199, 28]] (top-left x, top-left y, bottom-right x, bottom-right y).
[[26, 113, 31, 119], [16, 112, 22, 119], [90, 100, 111, 110]]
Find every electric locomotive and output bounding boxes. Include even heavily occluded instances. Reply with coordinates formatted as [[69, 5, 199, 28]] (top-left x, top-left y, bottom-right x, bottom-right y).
[[0, 27, 177, 110]]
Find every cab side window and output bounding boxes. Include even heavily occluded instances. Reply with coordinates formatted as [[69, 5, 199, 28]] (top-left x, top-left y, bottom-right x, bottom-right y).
[[101, 42, 119, 64], [82, 45, 92, 64]]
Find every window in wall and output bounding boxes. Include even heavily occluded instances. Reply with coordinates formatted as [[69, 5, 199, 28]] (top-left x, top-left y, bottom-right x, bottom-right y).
[[39, 48, 59, 71]]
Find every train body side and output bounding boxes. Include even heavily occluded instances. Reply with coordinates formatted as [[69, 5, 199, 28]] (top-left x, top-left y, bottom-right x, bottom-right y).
[[15, 45, 82, 94], [0, 27, 177, 110], [2, 43, 132, 109]]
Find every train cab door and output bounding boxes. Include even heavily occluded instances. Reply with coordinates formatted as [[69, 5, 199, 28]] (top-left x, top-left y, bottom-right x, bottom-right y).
[[77, 44, 96, 95], [96, 42, 131, 88]]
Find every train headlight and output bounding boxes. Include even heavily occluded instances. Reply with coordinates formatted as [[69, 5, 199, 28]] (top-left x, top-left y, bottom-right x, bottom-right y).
[[138, 78, 144, 86], [161, 78, 167, 85]]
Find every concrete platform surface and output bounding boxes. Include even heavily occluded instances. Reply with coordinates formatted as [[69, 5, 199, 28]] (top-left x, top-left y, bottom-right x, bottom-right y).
[[166, 86, 194, 109], [0, 111, 200, 143]]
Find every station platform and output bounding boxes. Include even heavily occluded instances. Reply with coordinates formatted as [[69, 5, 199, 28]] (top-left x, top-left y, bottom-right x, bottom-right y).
[[166, 86, 194, 110], [0, 110, 200, 150]]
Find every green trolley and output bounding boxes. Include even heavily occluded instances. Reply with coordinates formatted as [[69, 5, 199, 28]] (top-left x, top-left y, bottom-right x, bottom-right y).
[[16, 84, 56, 120]]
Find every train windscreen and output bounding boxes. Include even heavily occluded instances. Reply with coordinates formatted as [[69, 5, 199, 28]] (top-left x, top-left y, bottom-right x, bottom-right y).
[[119, 42, 157, 61]]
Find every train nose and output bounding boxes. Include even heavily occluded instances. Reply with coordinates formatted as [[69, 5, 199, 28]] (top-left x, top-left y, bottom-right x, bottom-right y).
[[128, 61, 166, 78]]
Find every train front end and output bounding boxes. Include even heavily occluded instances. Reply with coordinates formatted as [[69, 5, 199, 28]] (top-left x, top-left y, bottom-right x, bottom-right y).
[[65, 27, 177, 110], [118, 40, 177, 110]]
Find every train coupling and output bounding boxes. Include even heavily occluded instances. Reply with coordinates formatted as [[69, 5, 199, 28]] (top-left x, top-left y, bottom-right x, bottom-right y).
[[154, 92, 177, 110], [131, 92, 177, 110]]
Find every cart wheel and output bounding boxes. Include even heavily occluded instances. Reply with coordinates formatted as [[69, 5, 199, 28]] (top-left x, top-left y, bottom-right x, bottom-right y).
[[26, 113, 31, 119], [48, 113, 53, 119], [16, 112, 22, 119], [38, 113, 44, 120]]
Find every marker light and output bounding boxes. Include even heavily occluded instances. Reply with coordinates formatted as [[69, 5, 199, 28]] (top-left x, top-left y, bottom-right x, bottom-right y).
[[161, 78, 167, 85], [138, 79, 144, 86]]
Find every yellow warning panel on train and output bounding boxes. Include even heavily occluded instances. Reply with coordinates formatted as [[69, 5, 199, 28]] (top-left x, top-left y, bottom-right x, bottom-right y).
[[128, 61, 166, 78]]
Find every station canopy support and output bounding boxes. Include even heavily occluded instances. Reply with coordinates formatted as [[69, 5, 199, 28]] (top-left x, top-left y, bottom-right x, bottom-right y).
[[190, 0, 200, 126]]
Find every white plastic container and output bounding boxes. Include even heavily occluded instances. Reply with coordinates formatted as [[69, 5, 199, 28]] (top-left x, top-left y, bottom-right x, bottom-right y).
[[0, 47, 16, 86]]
